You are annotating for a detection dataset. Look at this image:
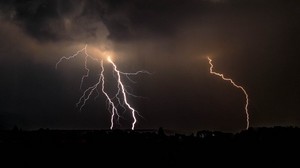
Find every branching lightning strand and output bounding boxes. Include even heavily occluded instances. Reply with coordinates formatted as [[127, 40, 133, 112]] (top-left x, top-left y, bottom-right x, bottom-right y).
[[107, 56, 138, 130], [56, 44, 148, 130], [207, 57, 249, 130]]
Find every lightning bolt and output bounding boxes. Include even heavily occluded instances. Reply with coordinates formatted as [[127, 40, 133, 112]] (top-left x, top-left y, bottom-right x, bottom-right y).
[[107, 56, 138, 130], [100, 60, 119, 130], [56, 44, 149, 130], [207, 57, 249, 130]]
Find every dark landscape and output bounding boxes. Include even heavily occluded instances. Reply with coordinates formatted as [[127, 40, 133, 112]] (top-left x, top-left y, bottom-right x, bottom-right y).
[[1, 126, 299, 166]]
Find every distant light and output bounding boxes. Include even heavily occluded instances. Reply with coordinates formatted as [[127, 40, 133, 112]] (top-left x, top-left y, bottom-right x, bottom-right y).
[[107, 56, 112, 62]]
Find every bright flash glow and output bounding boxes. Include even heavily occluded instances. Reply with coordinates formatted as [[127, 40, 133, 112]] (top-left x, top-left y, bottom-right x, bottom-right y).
[[207, 57, 249, 130], [107, 56, 112, 62], [56, 44, 149, 130]]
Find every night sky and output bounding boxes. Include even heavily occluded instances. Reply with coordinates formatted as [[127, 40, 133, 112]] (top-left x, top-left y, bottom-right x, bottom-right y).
[[0, 0, 299, 132]]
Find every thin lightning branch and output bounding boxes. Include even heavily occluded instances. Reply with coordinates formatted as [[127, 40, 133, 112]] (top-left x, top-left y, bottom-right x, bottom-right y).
[[94, 88, 100, 101], [80, 46, 99, 90], [207, 57, 249, 130], [55, 45, 87, 70], [80, 47, 91, 90], [76, 75, 101, 111], [125, 75, 137, 83], [125, 90, 147, 99], [120, 71, 151, 83], [119, 71, 151, 76], [55, 44, 97, 90], [56, 44, 148, 130], [113, 90, 127, 114], [100, 60, 120, 130]]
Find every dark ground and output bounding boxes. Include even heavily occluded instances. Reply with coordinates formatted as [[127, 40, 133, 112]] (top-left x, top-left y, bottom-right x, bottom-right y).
[[1, 127, 299, 167]]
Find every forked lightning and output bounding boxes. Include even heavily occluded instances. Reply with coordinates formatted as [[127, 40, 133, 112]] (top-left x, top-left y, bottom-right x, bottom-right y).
[[56, 44, 149, 130]]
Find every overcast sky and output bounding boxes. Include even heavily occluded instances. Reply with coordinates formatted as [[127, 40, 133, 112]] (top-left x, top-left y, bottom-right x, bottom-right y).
[[0, 0, 299, 132]]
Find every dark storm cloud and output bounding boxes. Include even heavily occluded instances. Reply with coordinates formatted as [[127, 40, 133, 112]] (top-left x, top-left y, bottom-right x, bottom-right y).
[[0, 0, 299, 132], [99, 0, 208, 41], [0, 0, 108, 42], [0, 0, 217, 42]]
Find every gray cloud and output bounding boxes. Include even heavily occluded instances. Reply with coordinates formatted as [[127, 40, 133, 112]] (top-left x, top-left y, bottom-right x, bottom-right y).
[[0, 0, 108, 43]]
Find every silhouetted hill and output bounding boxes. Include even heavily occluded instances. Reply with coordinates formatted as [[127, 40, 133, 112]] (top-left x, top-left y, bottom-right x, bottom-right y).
[[1, 127, 299, 166]]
